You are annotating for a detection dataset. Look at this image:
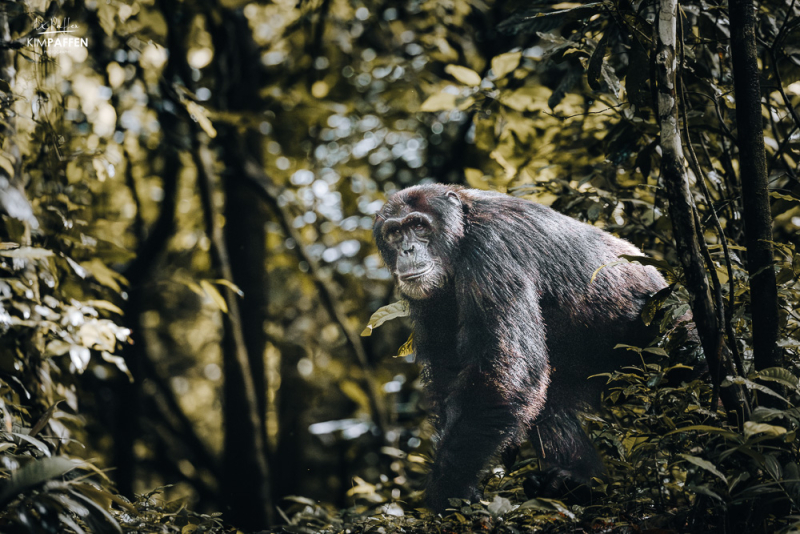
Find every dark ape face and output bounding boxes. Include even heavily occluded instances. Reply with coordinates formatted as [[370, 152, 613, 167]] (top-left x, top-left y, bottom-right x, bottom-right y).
[[379, 211, 445, 300], [374, 185, 464, 300]]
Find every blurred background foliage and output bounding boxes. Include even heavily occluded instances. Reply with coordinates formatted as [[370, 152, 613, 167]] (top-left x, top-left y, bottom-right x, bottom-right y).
[[0, 0, 799, 531]]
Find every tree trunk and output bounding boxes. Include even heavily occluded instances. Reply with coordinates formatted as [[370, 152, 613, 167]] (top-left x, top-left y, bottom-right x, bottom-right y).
[[195, 141, 272, 529], [203, 9, 275, 528], [116, 152, 179, 497], [223, 168, 269, 440], [655, 0, 750, 420], [729, 0, 781, 372], [274, 342, 310, 501]]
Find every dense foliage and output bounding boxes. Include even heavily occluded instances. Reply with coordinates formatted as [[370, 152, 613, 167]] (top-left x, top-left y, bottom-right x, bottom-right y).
[[0, 0, 798, 531]]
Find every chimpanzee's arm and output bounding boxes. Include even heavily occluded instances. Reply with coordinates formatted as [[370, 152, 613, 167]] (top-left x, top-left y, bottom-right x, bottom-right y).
[[425, 371, 522, 512], [425, 242, 551, 512]]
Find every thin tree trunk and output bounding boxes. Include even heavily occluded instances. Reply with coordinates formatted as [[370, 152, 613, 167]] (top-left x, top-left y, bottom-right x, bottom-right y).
[[195, 140, 272, 530], [274, 342, 310, 501], [655, 0, 750, 421], [116, 151, 179, 497], [729, 0, 781, 372], [223, 165, 269, 443], [207, 10, 274, 527]]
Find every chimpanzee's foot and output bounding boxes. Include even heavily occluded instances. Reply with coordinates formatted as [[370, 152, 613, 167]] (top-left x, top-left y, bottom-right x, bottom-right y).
[[426, 482, 482, 514], [523, 467, 597, 505]]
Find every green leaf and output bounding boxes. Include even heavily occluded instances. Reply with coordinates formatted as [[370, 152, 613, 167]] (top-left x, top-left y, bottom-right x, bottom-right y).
[[497, 2, 607, 35], [641, 285, 673, 326], [11, 432, 52, 456], [754, 367, 800, 391], [688, 483, 724, 501], [769, 191, 800, 202], [590, 260, 627, 283], [0, 153, 15, 179], [73, 482, 137, 514], [722, 376, 789, 404], [664, 425, 740, 440], [444, 65, 482, 86], [361, 301, 410, 336], [84, 300, 124, 315], [0, 457, 80, 506], [29, 401, 62, 438], [587, 30, 609, 91], [464, 168, 490, 190], [68, 489, 123, 533], [679, 454, 728, 484], [81, 259, 128, 292], [618, 254, 676, 276], [743, 421, 787, 439]]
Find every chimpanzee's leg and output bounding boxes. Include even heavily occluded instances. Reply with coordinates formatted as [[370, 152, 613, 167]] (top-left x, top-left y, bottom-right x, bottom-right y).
[[523, 407, 605, 504], [426, 389, 523, 513]]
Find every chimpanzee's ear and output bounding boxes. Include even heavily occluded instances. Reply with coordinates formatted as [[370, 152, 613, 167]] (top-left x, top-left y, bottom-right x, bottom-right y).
[[445, 190, 461, 206]]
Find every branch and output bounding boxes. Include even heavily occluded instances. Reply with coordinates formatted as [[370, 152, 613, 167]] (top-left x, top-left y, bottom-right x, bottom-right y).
[[656, 0, 750, 421], [141, 354, 221, 480], [122, 154, 179, 287], [193, 135, 271, 488], [680, 80, 745, 378], [768, 50, 800, 132]]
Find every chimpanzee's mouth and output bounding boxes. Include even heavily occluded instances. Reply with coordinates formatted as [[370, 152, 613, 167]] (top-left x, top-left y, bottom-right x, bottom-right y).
[[399, 266, 434, 281]]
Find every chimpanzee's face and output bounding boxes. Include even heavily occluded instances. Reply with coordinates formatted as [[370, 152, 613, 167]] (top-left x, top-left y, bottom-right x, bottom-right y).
[[378, 210, 447, 300], [374, 185, 465, 300]]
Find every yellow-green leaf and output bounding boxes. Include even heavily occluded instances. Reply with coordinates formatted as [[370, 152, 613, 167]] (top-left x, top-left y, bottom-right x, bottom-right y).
[[420, 92, 458, 112], [445, 64, 482, 86], [744, 421, 787, 439], [396, 334, 414, 358], [491, 51, 522, 79], [186, 101, 217, 138], [664, 425, 740, 439], [0, 153, 15, 178], [361, 301, 410, 336], [84, 300, 124, 315], [201, 280, 228, 313], [214, 278, 244, 296], [0, 247, 54, 260], [339, 380, 370, 412], [679, 454, 728, 484], [101, 351, 134, 382], [464, 168, 490, 190], [770, 191, 800, 202]]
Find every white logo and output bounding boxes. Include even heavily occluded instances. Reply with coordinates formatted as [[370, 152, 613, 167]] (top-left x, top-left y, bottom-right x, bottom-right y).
[[27, 18, 88, 48]]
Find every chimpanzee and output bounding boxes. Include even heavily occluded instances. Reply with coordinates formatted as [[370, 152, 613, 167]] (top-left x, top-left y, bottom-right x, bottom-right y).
[[373, 184, 669, 513]]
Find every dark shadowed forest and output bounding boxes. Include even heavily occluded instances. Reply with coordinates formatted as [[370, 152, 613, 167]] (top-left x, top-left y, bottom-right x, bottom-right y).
[[1, 0, 800, 531]]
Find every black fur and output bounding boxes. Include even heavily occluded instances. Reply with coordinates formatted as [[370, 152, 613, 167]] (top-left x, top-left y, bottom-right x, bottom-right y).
[[374, 184, 667, 513]]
